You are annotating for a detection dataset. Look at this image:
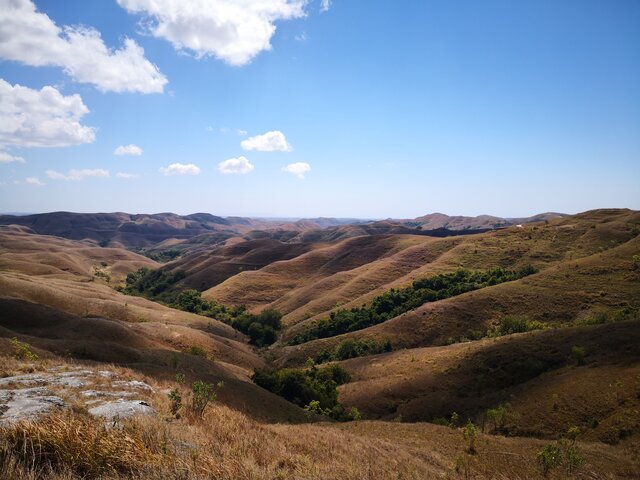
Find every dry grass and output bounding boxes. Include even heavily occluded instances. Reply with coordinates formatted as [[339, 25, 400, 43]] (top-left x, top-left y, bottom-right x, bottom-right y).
[[1, 378, 445, 479], [0, 412, 152, 479]]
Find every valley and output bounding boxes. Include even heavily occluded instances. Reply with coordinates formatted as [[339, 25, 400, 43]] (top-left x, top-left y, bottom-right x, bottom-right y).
[[1, 208, 639, 478]]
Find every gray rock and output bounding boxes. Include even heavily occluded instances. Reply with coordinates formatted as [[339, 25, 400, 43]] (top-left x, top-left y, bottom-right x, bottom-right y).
[[88, 400, 156, 421], [111, 380, 153, 392], [81, 390, 134, 399], [0, 370, 93, 388], [0, 387, 67, 425]]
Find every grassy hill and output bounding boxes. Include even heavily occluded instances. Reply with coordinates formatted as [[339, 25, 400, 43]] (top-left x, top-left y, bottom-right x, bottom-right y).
[[0, 209, 639, 479]]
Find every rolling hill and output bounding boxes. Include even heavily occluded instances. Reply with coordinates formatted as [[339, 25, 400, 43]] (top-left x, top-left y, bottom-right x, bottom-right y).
[[1, 208, 639, 479]]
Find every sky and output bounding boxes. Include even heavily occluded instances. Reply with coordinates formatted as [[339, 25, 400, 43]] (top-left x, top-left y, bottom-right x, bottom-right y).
[[0, 0, 639, 218]]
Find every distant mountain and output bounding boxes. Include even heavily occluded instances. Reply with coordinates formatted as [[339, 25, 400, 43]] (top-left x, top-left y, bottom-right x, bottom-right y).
[[0, 211, 568, 253], [0, 212, 365, 249], [401, 212, 567, 230]]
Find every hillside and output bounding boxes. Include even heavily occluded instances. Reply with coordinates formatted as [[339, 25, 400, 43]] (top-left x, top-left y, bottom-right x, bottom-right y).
[[1, 209, 639, 479], [0, 227, 309, 423]]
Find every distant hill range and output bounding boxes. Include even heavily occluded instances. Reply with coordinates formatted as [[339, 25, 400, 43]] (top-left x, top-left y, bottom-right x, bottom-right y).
[[0, 211, 566, 250]]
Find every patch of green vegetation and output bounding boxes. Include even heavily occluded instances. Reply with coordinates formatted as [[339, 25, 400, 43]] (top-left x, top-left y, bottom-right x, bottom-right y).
[[119, 269, 282, 346], [10, 337, 39, 361], [231, 309, 283, 347], [132, 248, 182, 263], [485, 403, 517, 434], [119, 267, 186, 299], [537, 427, 585, 477], [487, 315, 548, 337], [575, 307, 638, 326], [252, 363, 352, 420], [291, 266, 538, 345], [570, 345, 586, 365], [187, 345, 209, 358], [315, 338, 392, 363]]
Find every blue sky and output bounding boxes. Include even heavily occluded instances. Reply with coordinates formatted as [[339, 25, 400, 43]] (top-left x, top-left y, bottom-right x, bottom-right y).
[[1, 0, 639, 218]]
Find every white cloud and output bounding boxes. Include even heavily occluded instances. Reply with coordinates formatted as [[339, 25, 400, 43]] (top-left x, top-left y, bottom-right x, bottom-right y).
[[117, 0, 307, 66], [0, 0, 167, 94], [159, 163, 200, 176], [46, 168, 110, 181], [116, 172, 139, 179], [218, 156, 254, 175], [282, 162, 310, 179], [114, 144, 143, 156], [0, 152, 26, 164], [25, 176, 45, 186], [320, 0, 331, 12], [236, 129, 248, 136], [295, 32, 308, 42], [0, 79, 96, 148], [241, 130, 292, 152]]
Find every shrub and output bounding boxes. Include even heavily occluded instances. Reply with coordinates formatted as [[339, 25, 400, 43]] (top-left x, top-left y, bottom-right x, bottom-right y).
[[188, 345, 208, 358], [485, 403, 514, 433], [10, 337, 38, 361], [570, 345, 586, 365], [463, 420, 478, 454], [348, 407, 362, 421], [537, 428, 585, 476], [487, 316, 547, 337], [168, 388, 182, 418], [315, 338, 392, 363], [537, 442, 562, 476], [190, 380, 223, 418], [168, 373, 185, 418]]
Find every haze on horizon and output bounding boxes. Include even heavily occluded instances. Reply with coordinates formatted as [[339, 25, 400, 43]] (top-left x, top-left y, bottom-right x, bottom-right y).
[[0, 0, 639, 218]]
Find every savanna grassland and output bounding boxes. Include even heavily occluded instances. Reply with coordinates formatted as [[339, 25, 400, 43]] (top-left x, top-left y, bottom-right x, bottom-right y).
[[1, 209, 639, 479]]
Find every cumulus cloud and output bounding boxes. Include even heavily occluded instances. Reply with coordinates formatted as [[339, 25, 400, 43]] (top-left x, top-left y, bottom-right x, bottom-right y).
[[25, 177, 45, 186], [0, 79, 96, 148], [320, 0, 331, 12], [159, 163, 201, 176], [0, 152, 26, 164], [218, 156, 254, 175], [282, 162, 310, 179], [114, 144, 143, 156], [116, 172, 139, 179], [46, 168, 110, 181], [117, 0, 307, 66], [241, 130, 292, 152], [0, 0, 167, 93]]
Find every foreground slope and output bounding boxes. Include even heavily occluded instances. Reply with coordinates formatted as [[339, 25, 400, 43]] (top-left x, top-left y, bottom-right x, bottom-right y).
[[0, 227, 308, 422]]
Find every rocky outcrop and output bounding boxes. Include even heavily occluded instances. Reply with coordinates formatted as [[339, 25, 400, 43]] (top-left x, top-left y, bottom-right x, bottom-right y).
[[0, 367, 156, 426]]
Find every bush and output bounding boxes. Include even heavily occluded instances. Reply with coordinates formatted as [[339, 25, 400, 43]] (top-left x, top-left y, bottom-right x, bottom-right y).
[[537, 443, 562, 476], [190, 380, 223, 418], [487, 316, 547, 337], [10, 337, 38, 361], [570, 345, 586, 365], [315, 338, 392, 363], [188, 345, 208, 358], [537, 427, 585, 476], [252, 364, 351, 419], [485, 403, 514, 433], [463, 420, 478, 454]]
